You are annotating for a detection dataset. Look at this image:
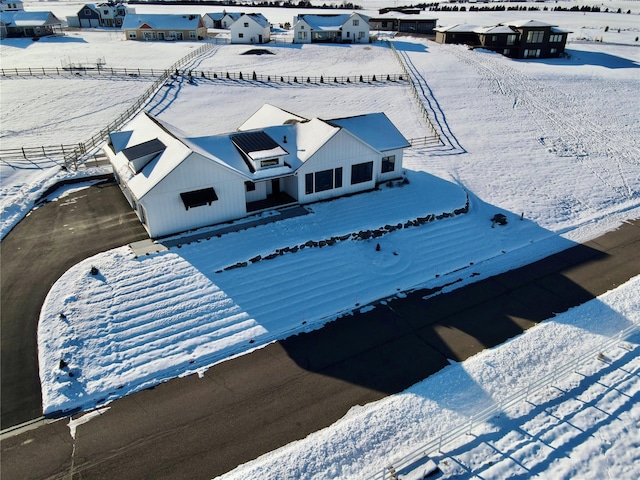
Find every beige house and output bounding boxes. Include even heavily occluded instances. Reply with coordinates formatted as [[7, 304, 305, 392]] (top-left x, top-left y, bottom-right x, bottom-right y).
[[122, 13, 206, 41]]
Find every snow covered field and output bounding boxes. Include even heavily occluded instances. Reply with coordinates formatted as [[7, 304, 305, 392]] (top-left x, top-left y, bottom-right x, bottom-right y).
[[1, 0, 640, 478]]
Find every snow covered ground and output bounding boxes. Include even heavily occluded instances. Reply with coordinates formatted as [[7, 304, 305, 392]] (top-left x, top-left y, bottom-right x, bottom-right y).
[[216, 276, 640, 480], [1, 0, 639, 478]]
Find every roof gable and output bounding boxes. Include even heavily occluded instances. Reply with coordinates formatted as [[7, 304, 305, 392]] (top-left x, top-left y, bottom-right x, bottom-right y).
[[327, 113, 410, 152], [238, 104, 308, 131]]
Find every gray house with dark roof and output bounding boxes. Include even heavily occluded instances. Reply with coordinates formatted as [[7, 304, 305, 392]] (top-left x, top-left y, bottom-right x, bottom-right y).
[[435, 20, 571, 59]]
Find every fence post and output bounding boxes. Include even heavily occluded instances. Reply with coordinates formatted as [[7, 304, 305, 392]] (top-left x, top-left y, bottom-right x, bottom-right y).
[[22, 147, 26, 159]]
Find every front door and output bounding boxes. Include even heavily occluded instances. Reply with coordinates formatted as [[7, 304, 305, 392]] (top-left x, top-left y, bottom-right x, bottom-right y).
[[271, 179, 280, 196], [158, 32, 164, 40], [258, 34, 263, 44]]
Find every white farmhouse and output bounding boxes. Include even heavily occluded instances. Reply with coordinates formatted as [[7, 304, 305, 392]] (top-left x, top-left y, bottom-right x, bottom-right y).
[[293, 12, 370, 44], [229, 12, 270, 44], [105, 105, 409, 238]]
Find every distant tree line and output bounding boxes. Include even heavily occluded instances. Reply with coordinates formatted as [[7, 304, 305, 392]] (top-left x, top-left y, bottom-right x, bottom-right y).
[[405, 2, 631, 13], [128, 0, 362, 9]]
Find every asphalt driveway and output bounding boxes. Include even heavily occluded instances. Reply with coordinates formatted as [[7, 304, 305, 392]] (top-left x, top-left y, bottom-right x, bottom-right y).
[[0, 179, 148, 429]]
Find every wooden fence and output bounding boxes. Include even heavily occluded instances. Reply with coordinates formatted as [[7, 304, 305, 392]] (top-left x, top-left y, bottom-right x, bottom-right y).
[[386, 40, 441, 145], [1, 66, 407, 86], [2, 40, 440, 169]]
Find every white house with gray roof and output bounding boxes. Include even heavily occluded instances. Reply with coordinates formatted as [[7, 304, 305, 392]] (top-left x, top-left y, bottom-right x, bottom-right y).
[[293, 13, 369, 44], [105, 105, 409, 238], [229, 12, 270, 44], [122, 13, 206, 41]]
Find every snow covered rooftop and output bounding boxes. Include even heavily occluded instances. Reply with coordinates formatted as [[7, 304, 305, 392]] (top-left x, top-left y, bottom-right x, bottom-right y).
[[0, 11, 61, 26], [506, 19, 557, 28], [435, 24, 481, 33], [122, 13, 202, 30], [327, 112, 410, 152], [296, 13, 367, 30], [237, 104, 308, 131]]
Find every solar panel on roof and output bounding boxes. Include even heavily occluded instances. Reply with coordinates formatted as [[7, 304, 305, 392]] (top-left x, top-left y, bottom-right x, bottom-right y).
[[122, 138, 166, 162], [230, 131, 280, 154]]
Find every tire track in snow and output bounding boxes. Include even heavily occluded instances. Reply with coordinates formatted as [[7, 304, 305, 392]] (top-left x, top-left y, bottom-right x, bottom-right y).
[[447, 45, 639, 199], [394, 46, 466, 155]]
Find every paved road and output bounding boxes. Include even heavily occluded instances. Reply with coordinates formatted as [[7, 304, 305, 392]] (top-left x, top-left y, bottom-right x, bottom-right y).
[[0, 180, 149, 429], [1, 186, 638, 480]]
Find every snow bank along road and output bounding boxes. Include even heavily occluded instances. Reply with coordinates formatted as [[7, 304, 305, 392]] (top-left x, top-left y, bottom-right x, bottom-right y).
[[1, 213, 638, 479]]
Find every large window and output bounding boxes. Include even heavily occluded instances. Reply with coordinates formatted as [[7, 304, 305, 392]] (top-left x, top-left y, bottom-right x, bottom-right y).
[[314, 169, 333, 192], [381, 155, 395, 173], [351, 162, 373, 185], [353, 19, 359, 26], [305, 167, 343, 194], [549, 34, 562, 43], [524, 49, 541, 58], [526, 31, 544, 43], [506, 34, 516, 45]]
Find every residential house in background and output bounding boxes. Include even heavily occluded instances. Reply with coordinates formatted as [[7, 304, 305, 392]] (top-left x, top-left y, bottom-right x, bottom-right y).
[[369, 12, 437, 34], [0, 9, 62, 38], [99, 2, 132, 27], [435, 20, 571, 58], [221, 12, 242, 29], [68, 2, 134, 28], [105, 104, 409, 238], [122, 13, 206, 41], [293, 13, 370, 44], [229, 12, 270, 44], [203, 11, 242, 29], [75, 4, 100, 27], [0, 0, 24, 12]]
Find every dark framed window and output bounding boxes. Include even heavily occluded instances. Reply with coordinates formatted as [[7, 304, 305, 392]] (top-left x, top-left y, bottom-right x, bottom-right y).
[[381, 155, 395, 173], [260, 159, 279, 168], [245, 181, 255, 192], [315, 169, 333, 192], [334, 167, 343, 188], [351, 162, 373, 185], [180, 187, 218, 210], [305, 173, 314, 195]]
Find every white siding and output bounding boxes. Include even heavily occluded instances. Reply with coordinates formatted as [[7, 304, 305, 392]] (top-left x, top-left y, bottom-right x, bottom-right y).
[[293, 19, 311, 44], [231, 17, 269, 44], [140, 154, 247, 238], [245, 180, 267, 202], [377, 147, 405, 183], [296, 130, 379, 204], [341, 14, 369, 43]]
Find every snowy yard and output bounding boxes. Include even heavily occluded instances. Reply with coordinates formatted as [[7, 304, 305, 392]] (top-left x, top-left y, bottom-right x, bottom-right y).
[[2, 0, 640, 478]]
